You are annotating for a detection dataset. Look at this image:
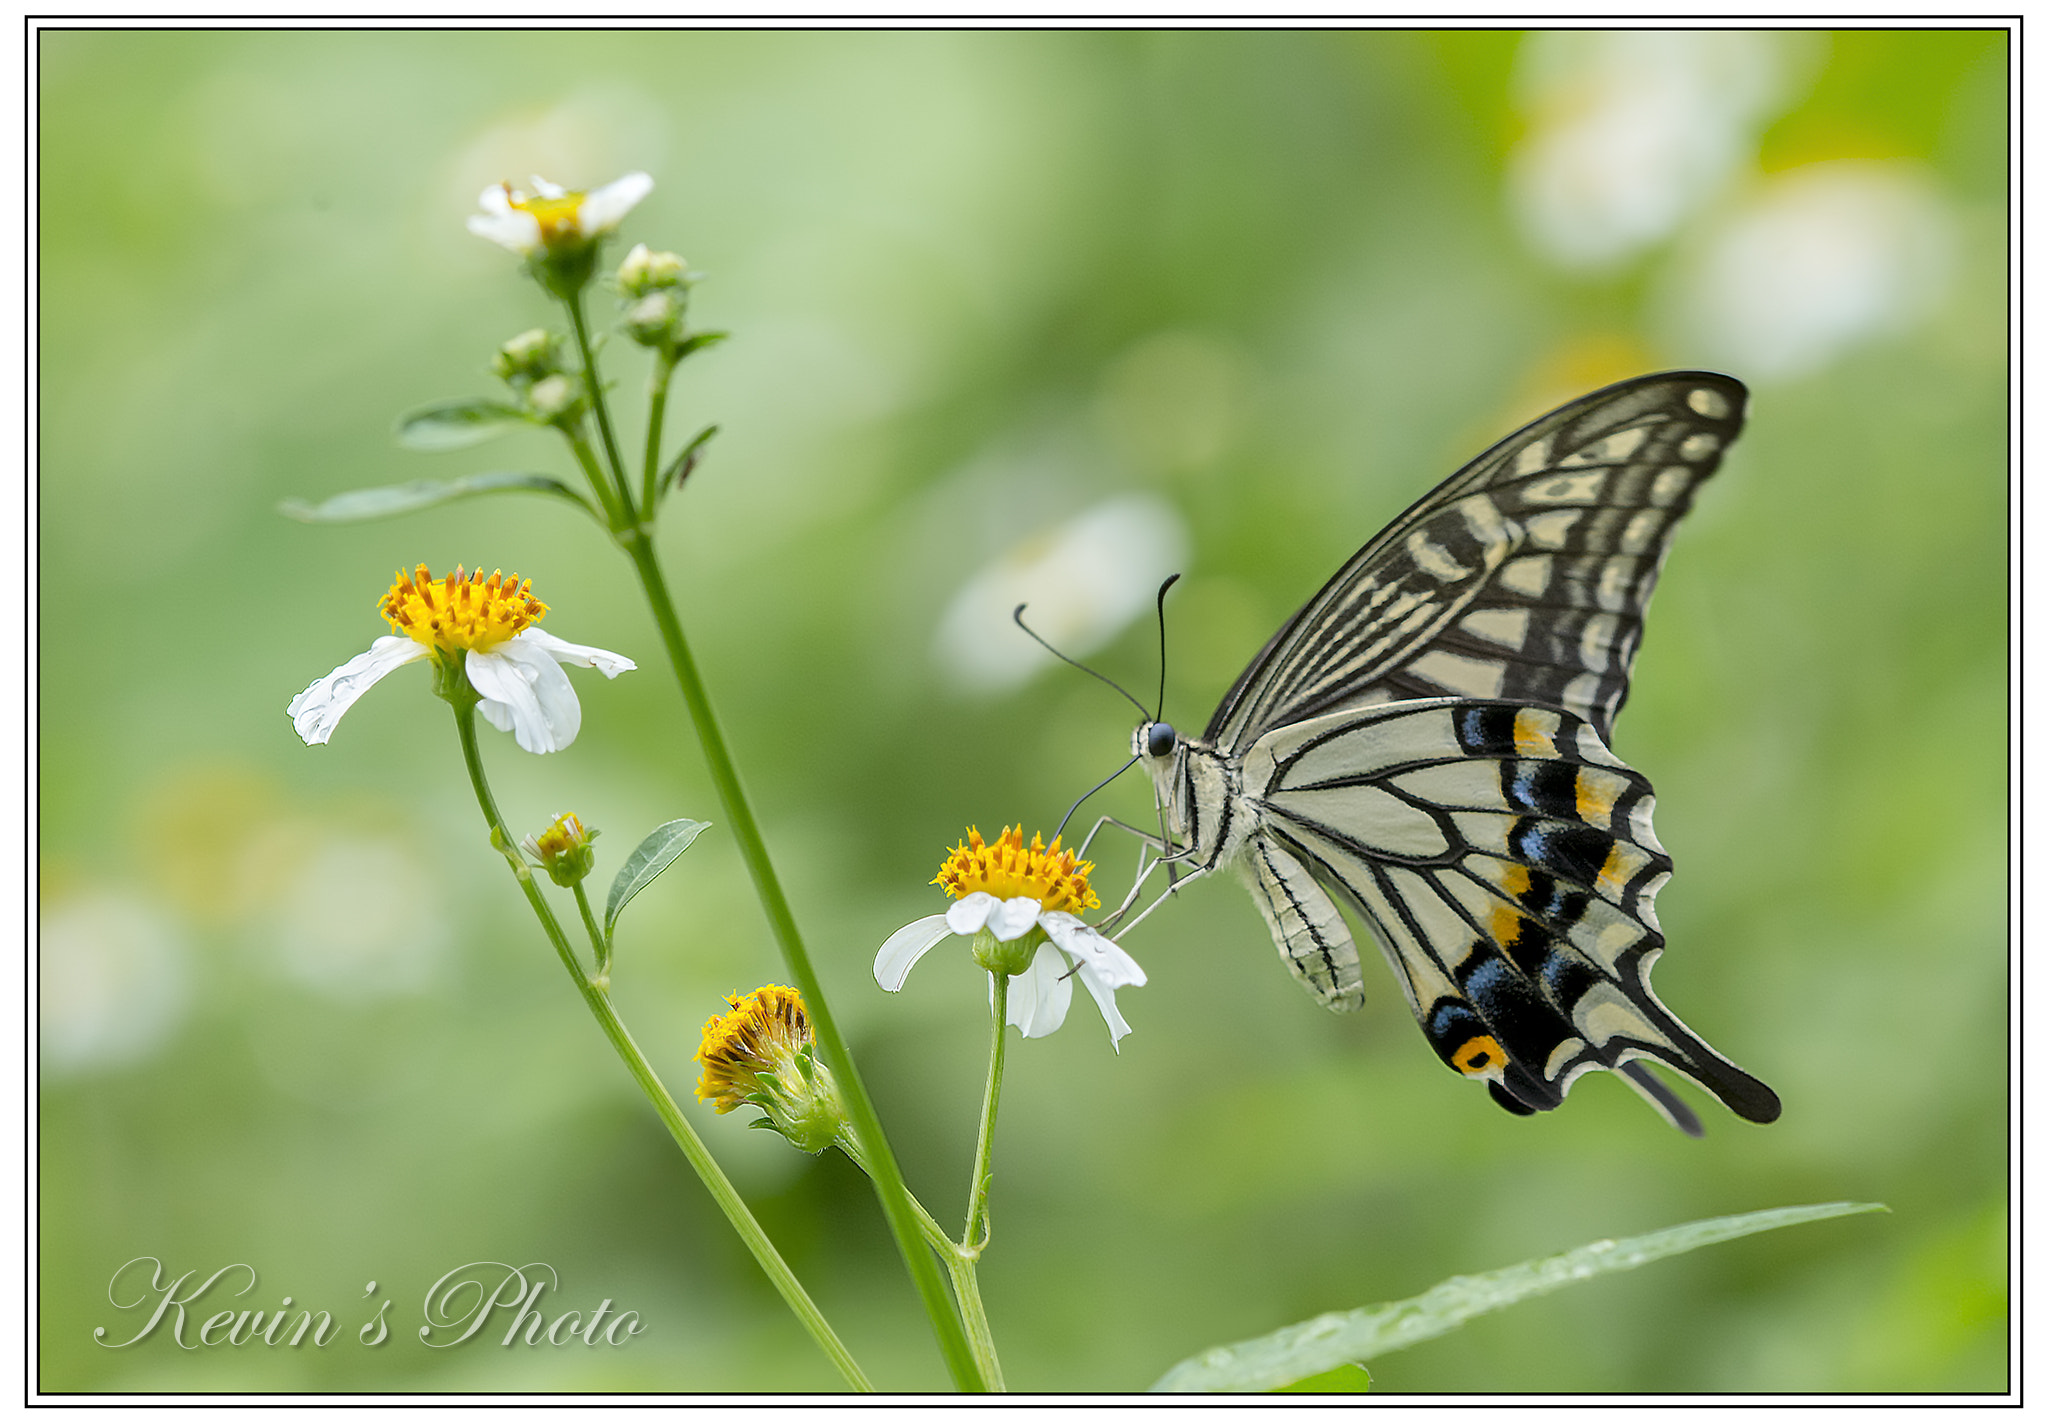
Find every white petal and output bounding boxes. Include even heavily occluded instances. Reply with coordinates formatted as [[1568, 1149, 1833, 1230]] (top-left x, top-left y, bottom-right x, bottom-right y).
[[578, 171, 653, 236], [286, 637, 429, 746], [529, 175, 567, 199], [946, 892, 998, 936], [1004, 945, 1073, 1038], [466, 211, 542, 254], [516, 627, 636, 677], [986, 897, 1043, 942], [1075, 961, 1136, 1050], [475, 185, 516, 215], [1040, 913, 1147, 988], [874, 915, 954, 991], [466, 642, 581, 754]]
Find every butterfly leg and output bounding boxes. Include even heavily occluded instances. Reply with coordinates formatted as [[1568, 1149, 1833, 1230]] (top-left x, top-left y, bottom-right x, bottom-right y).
[[1074, 814, 1169, 861], [1100, 862, 1210, 942], [1076, 816, 1198, 930]]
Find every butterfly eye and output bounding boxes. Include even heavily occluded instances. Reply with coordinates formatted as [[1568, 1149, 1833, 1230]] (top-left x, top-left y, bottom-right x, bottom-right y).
[[1146, 723, 1177, 759]]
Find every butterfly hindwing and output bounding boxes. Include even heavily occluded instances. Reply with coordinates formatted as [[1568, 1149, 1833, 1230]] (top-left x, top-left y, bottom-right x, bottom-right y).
[[1236, 698, 1780, 1126], [1207, 372, 1747, 750]]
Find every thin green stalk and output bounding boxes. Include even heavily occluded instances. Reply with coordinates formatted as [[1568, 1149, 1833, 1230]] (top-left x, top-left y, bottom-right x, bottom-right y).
[[570, 879, 610, 984], [940, 972, 1008, 1389], [840, 1132, 1003, 1388], [963, 973, 1009, 1250], [565, 291, 637, 521], [642, 354, 676, 517], [945, 1254, 1004, 1391], [449, 700, 872, 1391], [564, 426, 629, 532], [619, 530, 988, 1392]]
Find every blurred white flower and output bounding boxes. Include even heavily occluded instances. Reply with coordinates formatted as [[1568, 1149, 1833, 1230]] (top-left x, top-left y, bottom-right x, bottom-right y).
[[467, 172, 652, 256], [40, 892, 191, 1076], [1510, 31, 1799, 271], [934, 494, 1188, 693], [1660, 162, 1958, 381]]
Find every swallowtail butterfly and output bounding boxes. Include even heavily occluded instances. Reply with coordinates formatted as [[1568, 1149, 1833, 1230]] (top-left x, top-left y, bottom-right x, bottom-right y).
[[1131, 372, 1780, 1133]]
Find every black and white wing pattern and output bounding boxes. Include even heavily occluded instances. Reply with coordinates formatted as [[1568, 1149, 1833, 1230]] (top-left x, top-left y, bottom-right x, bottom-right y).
[[1235, 699, 1780, 1131], [1207, 372, 1746, 754], [1137, 371, 1776, 1131]]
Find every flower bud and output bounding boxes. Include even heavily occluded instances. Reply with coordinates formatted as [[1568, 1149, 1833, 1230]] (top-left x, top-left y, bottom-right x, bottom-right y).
[[521, 811, 600, 887], [618, 242, 691, 297], [493, 328, 563, 384], [622, 291, 685, 349], [525, 372, 585, 424]]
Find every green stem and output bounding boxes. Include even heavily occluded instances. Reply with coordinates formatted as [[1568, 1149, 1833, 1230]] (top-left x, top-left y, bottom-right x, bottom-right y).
[[642, 353, 676, 517], [565, 290, 636, 520], [619, 531, 988, 1391], [963, 973, 1009, 1252], [448, 700, 871, 1391], [565, 426, 629, 532], [571, 880, 610, 984], [838, 1140, 1004, 1389], [945, 1254, 1004, 1391]]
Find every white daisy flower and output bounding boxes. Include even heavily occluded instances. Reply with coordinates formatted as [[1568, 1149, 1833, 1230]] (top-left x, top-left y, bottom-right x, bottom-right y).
[[288, 565, 634, 755], [873, 826, 1147, 1048], [466, 172, 654, 257]]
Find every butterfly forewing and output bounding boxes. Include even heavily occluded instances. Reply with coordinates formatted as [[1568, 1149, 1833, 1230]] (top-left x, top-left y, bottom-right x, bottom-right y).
[[1206, 373, 1747, 751]]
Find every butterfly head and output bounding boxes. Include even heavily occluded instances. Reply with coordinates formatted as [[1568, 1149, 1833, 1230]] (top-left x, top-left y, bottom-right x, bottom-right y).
[[1131, 719, 1184, 838], [1133, 720, 1177, 763]]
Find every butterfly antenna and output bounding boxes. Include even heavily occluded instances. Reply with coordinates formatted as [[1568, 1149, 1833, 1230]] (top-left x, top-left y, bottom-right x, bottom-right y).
[[1053, 754, 1140, 845], [1011, 604, 1150, 718], [1153, 574, 1179, 719]]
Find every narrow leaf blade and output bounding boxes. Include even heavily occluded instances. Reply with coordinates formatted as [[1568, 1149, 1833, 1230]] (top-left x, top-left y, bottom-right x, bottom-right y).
[[278, 471, 590, 524], [604, 819, 712, 939], [1150, 1201, 1887, 1393], [395, 398, 530, 451]]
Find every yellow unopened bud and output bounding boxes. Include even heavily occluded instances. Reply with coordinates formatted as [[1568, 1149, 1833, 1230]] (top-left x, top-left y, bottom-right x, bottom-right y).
[[521, 812, 600, 887]]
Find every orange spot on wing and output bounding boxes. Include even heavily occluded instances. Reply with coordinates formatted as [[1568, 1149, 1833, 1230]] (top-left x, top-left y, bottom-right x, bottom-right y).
[[1452, 1035, 1504, 1077]]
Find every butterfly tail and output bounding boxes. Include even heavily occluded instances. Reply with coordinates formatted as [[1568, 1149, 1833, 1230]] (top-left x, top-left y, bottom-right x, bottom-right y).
[[1603, 964, 1785, 1125], [1617, 1062, 1705, 1137]]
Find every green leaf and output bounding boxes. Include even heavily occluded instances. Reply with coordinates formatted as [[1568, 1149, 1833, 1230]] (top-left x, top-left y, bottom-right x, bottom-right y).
[[660, 423, 720, 496], [673, 329, 729, 361], [394, 398, 531, 450], [1277, 1363, 1371, 1393], [604, 819, 712, 941], [1150, 1201, 1888, 1393], [277, 471, 594, 524]]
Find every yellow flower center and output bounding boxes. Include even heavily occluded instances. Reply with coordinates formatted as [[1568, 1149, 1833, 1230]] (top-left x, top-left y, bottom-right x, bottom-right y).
[[531, 812, 589, 861], [506, 186, 588, 248], [932, 825, 1098, 915], [695, 985, 810, 1113], [379, 564, 547, 654]]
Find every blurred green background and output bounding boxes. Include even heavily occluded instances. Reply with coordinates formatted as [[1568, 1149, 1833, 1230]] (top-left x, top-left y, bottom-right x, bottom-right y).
[[38, 29, 2007, 1393]]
